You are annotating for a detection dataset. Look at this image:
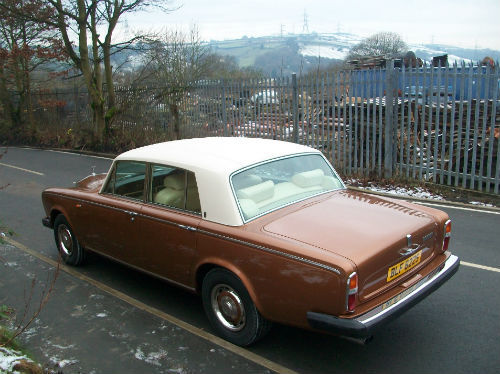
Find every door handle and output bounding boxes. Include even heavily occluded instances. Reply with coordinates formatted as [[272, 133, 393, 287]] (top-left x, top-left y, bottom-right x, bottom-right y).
[[125, 210, 138, 222]]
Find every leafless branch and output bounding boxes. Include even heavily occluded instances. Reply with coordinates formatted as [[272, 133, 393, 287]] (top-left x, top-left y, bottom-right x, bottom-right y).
[[0, 255, 61, 348]]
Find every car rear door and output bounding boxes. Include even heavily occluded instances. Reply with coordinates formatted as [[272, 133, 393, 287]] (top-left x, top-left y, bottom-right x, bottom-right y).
[[133, 165, 201, 285]]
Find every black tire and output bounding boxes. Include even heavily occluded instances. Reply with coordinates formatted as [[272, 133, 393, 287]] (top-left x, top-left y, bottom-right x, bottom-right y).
[[53, 214, 85, 266], [202, 268, 271, 346]]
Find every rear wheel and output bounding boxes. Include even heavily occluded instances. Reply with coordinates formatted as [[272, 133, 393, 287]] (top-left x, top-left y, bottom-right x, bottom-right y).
[[202, 268, 271, 346], [53, 215, 85, 266]]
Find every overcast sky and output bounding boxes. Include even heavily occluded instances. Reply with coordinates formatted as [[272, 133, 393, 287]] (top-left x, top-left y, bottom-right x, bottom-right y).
[[125, 0, 500, 50]]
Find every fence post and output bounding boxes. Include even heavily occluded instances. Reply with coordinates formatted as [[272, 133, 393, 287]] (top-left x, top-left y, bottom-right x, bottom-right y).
[[384, 60, 395, 178], [292, 73, 299, 143], [222, 79, 228, 137]]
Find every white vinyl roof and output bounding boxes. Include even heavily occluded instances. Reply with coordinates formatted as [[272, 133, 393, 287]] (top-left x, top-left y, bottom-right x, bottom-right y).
[[114, 137, 322, 226], [116, 137, 317, 173]]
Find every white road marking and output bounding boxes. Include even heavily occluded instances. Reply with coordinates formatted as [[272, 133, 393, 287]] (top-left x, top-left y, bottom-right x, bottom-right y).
[[0, 162, 44, 176], [415, 201, 500, 215], [5, 237, 299, 374], [461, 261, 500, 273]]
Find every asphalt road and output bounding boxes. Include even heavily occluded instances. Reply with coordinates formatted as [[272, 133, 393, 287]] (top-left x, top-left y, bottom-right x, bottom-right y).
[[1, 146, 499, 374]]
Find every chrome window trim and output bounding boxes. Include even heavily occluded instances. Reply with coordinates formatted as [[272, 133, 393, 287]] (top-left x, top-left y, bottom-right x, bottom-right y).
[[44, 193, 200, 230], [149, 163, 202, 215], [100, 160, 147, 202], [229, 152, 346, 224]]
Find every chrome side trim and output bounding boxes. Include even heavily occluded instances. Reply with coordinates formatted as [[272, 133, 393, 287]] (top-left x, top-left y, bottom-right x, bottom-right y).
[[45, 193, 340, 274], [196, 228, 341, 275]]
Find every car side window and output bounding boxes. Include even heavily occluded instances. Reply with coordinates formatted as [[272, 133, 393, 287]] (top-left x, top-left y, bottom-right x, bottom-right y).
[[150, 164, 201, 214], [103, 161, 146, 200]]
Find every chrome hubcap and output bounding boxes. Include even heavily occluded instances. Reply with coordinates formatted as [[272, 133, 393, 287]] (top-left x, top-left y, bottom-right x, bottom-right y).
[[211, 284, 245, 331], [58, 224, 73, 256]]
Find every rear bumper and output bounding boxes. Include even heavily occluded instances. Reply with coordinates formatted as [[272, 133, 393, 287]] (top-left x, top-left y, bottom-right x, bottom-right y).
[[307, 254, 460, 340]]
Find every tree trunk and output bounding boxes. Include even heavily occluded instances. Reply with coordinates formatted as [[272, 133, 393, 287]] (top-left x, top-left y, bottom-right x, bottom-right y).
[[0, 65, 14, 132], [169, 103, 181, 140], [76, 0, 105, 144]]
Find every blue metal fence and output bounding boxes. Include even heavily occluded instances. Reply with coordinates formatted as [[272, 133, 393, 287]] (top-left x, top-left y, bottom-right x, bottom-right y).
[[28, 63, 500, 193]]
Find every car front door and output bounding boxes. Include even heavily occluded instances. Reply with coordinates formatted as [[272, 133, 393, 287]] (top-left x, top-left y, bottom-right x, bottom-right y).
[[78, 160, 146, 261]]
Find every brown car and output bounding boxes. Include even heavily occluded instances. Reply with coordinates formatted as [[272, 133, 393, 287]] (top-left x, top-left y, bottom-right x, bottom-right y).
[[41, 137, 459, 346]]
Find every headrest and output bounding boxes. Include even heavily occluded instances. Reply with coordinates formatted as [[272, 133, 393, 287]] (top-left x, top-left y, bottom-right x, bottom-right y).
[[237, 180, 274, 203], [164, 173, 185, 190], [233, 174, 263, 189], [292, 169, 325, 187]]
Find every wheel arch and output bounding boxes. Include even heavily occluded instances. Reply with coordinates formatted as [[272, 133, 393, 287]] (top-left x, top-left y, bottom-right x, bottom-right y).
[[50, 208, 64, 226], [49, 206, 82, 244], [194, 260, 264, 315]]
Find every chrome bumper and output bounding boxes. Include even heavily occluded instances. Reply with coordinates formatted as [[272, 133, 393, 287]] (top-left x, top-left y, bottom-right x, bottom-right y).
[[307, 254, 460, 340]]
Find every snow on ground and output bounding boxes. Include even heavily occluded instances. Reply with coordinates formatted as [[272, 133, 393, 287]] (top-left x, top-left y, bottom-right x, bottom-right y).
[[346, 179, 445, 201], [346, 180, 498, 207], [300, 45, 348, 60], [469, 201, 494, 207], [0, 346, 38, 373], [133, 345, 168, 367], [365, 185, 444, 200]]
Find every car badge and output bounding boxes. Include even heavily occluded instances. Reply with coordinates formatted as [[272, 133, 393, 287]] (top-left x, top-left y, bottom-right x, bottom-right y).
[[423, 232, 434, 242]]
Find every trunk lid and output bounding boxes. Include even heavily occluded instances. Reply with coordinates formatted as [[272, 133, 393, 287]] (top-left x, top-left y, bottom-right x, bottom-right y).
[[263, 190, 441, 302]]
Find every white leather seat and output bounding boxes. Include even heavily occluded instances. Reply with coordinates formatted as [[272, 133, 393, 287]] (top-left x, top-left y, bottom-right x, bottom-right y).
[[154, 173, 186, 208]]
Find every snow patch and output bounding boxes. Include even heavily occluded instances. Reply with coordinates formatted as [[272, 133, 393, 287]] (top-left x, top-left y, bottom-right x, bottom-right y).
[[469, 201, 494, 207], [134, 346, 168, 366], [0, 346, 34, 373], [58, 359, 79, 368], [366, 185, 444, 200], [47, 341, 75, 350], [167, 368, 188, 374], [347, 179, 444, 201], [49, 355, 79, 367], [300, 45, 348, 60]]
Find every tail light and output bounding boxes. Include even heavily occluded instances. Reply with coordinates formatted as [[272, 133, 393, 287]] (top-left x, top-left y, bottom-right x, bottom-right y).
[[346, 272, 358, 313], [442, 220, 451, 252]]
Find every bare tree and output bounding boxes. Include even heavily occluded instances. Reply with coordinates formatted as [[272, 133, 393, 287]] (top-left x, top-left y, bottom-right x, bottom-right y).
[[147, 27, 212, 140], [1, 0, 171, 145], [346, 32, 408, 60], [0, 0, 66, 138]]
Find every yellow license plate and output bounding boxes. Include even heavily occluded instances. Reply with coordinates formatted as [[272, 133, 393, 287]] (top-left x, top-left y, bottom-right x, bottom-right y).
[[387, 250, 422, 282]]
